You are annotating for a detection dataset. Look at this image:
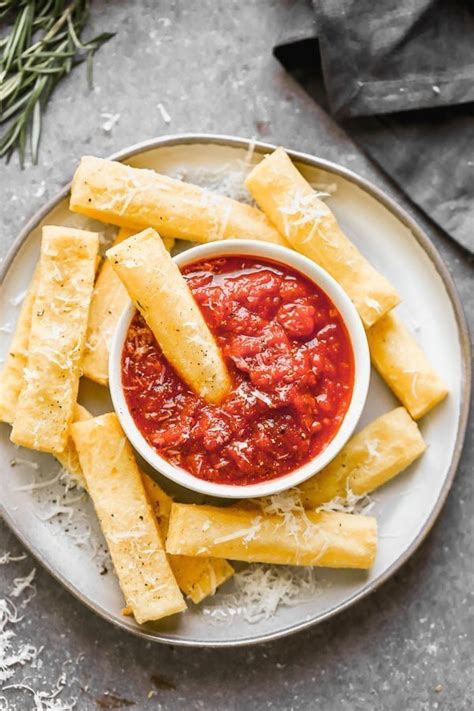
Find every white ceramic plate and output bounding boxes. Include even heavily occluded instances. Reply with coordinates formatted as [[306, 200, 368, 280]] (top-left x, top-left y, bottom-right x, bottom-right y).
[[0, 135, 470, 647]]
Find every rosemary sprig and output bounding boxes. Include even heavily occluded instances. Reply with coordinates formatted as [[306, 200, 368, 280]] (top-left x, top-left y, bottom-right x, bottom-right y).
[[0, 1, 114, 166]]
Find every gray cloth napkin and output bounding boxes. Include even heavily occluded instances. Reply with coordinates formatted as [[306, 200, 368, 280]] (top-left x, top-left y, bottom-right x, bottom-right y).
[[274, 0, 474, 253]]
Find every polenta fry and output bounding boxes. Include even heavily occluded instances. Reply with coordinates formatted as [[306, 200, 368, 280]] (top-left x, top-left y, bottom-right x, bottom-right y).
[[11, 227, 99, 454], [245, 148, 400, 328], [107, 228, 231, 404], [166, 503, 377, 569], [72, 413, 186, 624], [70, 156, 287, 245]]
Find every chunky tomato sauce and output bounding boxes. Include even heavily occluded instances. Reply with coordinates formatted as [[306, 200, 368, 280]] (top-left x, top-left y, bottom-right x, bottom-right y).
[[122, 256, 354, 486]]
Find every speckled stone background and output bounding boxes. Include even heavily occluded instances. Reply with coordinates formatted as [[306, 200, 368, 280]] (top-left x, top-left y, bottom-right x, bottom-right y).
[[0, 2, 472, 709]]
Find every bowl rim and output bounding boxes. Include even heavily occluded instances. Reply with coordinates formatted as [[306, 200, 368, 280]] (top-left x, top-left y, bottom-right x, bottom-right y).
[[109, 238, 370, 498]]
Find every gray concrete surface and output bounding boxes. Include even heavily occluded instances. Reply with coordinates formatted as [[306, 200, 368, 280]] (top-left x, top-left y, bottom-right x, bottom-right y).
[[0, 1, 472, 709]]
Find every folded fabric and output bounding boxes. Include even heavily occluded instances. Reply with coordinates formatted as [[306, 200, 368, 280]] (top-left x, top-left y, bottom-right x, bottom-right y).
[[274, 0, 474, 253]]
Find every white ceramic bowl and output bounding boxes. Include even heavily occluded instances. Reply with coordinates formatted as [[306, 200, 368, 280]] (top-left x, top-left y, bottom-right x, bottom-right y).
[[109, 239, 370, 499]]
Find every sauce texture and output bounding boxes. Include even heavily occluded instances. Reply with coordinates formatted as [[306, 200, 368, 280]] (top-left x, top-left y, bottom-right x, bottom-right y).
[[122, 256, 354, 485]]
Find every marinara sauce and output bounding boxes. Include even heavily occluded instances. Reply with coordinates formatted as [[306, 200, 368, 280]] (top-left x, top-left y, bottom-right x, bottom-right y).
[[122, 256, 354, 486]]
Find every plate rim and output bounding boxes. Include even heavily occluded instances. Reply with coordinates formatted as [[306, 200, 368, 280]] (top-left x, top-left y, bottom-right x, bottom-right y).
[[0, 133, 471, 648]]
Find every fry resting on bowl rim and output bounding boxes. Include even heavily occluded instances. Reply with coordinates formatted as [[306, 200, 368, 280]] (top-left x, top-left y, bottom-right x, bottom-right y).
[[245, 147, 400, 329], [107, 228, 231, 404], [82, 227, 177, 387]]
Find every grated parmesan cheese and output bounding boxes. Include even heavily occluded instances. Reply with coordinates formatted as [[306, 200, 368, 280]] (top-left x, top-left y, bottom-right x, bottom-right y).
[[365, 297, 383, 313], [14, 463, 109, 564], [0, 557, 40, 689], [157, 102, 171, 124], [168, 164, 255, 205], [365, 438, 380, 462], [0, 554, 26, 566], [10, 457, 39, 472], [10, 569, 36, 606], [310, 181, 337, 195], [316, 483, 375, 516], [8, 290, 28, 307], [0, 554, 94, 708], [256, 488, 306, 517], [101, 112, 120, 133], [257, 483, 375, 528], [202, 564, 319, 624], [15, 472, 62, 492], [0, 602, 38, 685], [243, 138, 256, 167], [213, 517, 262, 545], [250, 489, 319, 547], [2, 672, 77, 710], [278, 189, 330, 235]]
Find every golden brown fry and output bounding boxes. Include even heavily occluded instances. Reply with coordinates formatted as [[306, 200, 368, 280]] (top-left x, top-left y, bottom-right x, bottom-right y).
[[142, 475, 234, 604], [0, 266, 40, 424], [11, 227, 98, 454], [107, 228, 231, 404], [299, 407, 426, 508], [166, 503, 377, 569], [70, 156, 287, 245], [367, 312, 448, 419], [71, 413, 186, 624], [82, 227, 133, 385], [55, 403, 92, 488], [245, 148, 400, 328]]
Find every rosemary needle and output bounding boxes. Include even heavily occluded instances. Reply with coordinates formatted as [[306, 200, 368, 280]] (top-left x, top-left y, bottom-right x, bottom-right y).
[[0, 0, 115, 166]]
